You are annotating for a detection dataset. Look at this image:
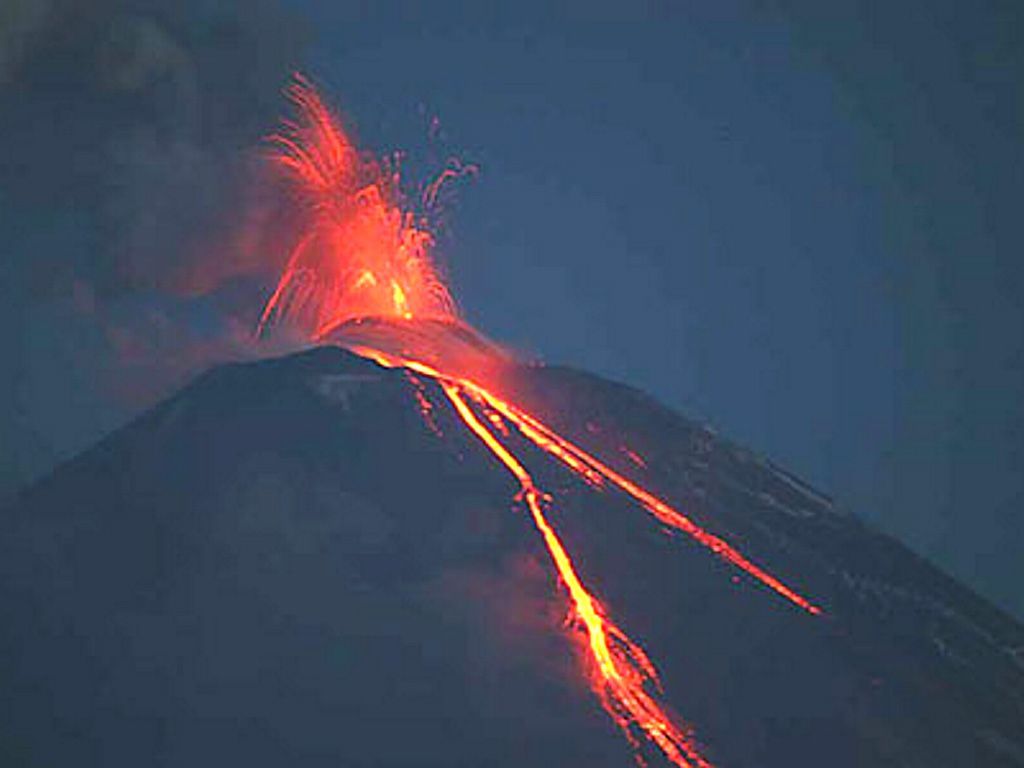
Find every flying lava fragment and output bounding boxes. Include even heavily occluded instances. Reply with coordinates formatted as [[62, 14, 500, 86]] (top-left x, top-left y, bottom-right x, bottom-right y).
[[256, 75, 823, 767], [256, 75, 458, 341]]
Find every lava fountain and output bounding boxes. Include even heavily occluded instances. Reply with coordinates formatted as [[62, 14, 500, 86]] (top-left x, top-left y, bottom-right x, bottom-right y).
[[255, 75, 459, 341], [256, 76, 822, 768]]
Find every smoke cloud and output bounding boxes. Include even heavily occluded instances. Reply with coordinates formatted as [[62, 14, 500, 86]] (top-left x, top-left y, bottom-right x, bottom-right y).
[[0, 0, 312, 498]]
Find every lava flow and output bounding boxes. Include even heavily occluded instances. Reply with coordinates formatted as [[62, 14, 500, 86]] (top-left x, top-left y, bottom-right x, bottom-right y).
[[255, 76, 823, 767], [442, 382, 712, 768]]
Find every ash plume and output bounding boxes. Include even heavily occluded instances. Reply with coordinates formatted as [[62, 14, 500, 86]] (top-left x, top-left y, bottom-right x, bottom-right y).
[[0, 0, 310, 499]]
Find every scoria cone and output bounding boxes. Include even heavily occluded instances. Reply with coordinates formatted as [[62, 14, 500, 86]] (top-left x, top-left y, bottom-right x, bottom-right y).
[[1, 345, 1022, 767]]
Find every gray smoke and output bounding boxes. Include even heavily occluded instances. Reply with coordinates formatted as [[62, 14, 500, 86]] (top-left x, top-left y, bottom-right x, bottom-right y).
[[0, 0, 313, 500]]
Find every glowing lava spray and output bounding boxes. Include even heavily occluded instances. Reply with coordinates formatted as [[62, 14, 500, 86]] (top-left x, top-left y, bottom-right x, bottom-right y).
[[256, 76, 822, 767], [256, 75, 458, 340]]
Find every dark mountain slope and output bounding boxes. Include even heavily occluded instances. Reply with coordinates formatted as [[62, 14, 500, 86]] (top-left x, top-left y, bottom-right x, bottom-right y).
[[1, 346, 1021, 767]]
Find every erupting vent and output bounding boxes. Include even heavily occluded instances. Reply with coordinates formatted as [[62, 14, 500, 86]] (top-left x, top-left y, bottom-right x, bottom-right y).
[[256, 77, 461, 341]]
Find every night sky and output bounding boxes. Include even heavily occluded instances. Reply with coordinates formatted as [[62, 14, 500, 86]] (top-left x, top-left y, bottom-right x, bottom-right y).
[[1, 1, 1022, 618]]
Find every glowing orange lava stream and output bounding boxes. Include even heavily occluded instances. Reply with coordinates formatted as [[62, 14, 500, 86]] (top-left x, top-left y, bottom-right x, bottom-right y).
[[442, 382, 712, 768], [352, 348, 823, 617], [255, 77, 823, 766], [347, 346, 826, 766]]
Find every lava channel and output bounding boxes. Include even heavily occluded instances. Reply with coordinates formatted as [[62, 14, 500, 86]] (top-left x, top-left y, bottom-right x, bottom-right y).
[[349, 344, 825, 767], [442, 380, 714, 768]]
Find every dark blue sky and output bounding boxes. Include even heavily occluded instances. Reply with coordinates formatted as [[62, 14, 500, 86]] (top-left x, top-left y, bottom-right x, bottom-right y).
[[1, 1, 1021, 617]]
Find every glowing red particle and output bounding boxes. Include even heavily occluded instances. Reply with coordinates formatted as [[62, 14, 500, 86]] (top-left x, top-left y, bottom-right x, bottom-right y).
[[256, 75, 457, 341]]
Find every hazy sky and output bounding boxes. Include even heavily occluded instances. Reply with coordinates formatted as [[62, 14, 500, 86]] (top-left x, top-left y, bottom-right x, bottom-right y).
[[1, 1, 1021, 617]]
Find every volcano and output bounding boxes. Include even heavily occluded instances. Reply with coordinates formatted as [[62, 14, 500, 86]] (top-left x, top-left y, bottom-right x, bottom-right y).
[[4, 77, 1023, 768], [2, 335, 1023, 767]]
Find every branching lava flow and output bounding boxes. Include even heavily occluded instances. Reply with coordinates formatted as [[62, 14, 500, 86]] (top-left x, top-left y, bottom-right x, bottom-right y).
[[255, 76, 823, 767]]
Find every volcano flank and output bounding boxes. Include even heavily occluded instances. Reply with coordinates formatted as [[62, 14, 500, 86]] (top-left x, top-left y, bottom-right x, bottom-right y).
[[2, 343, 1022, 767]]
